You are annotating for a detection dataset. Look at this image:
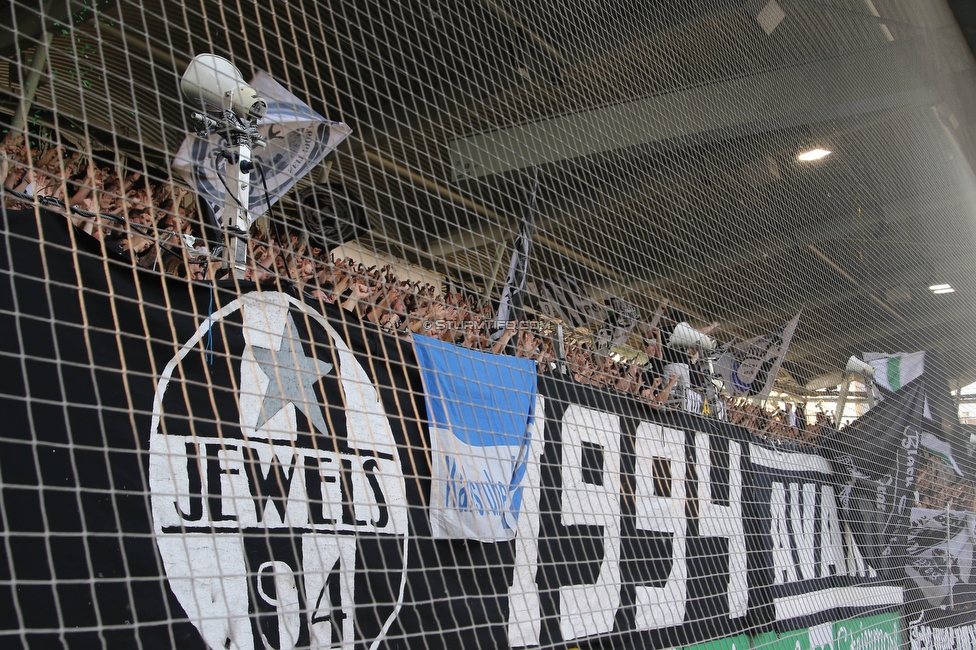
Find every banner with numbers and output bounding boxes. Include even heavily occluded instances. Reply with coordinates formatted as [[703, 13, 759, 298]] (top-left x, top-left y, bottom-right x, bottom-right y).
[[2, 208, 906, 650], [506, 377, 756, 648]]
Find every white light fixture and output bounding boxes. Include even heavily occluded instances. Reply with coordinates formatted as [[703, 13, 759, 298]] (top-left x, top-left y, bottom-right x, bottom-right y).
[[928, 284, 951, 291], [797, 148, 831, 161], [934, 288, 956, 294]]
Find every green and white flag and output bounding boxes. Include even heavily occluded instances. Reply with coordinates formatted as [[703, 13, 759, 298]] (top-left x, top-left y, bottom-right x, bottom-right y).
[[864, 351, 925, 392], [920, 431, 964, 476], [863, 353, 963, 474]]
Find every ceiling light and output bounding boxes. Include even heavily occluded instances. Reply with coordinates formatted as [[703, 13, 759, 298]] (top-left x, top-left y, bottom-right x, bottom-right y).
[[933, 288, 955, 294], [928, 284, 951, 291], [797, 148, 831, 161]]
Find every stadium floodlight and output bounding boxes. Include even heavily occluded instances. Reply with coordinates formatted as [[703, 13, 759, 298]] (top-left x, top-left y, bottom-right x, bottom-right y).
[[797, 148, 831, 161], [181, 54, 267, 278]]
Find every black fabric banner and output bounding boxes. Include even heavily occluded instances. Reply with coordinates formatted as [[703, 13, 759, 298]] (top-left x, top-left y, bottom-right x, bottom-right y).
[[0, 208, 907, 650], [822, 377, 927, 580], [0, 209, 441, 649], [907, 508, 976, 609], [747, 442, 902, 633], [505, 376, 759, 648], [902, 507, 976, 650]]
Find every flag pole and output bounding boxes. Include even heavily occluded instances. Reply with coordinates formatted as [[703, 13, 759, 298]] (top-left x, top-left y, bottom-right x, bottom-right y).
[[948, 500, 954, 610], [492, 168, 540, 347]]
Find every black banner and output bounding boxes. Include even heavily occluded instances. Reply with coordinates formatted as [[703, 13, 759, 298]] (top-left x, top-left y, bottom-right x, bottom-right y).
[[823, 378, 927, 579], [1, 208, 907, 649], [0, 209, 433, 649], [902, 507, 976, 650], [505, 376, 758, 648], [748, 443, 902, 632]]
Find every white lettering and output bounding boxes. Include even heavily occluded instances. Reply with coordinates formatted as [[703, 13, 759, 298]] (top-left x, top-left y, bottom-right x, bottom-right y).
[[936, 627, 954, 650], [256, 561, 302, 650], [844, 521, 875, 578], [507, 397, 547, 648], [695, 433, 746, 618], [559, 405, 622, 641], [303, 535, 356, 648], [150, 437, 404, 535], [770, 482, 797, 585], [820, 485, 845, 577], [849, 627, 897, 650], [956, 627, 972, 650], [791, 482, 817, 580], [633, 422, 687, 630]]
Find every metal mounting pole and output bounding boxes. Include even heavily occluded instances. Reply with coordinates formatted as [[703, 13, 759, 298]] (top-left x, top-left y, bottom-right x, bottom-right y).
[[835, 372, 852, 425], [12, 34, 54, 135], [949, 501, 955, 610], [864, 377, 877, 409], [556, 323, 567, 374], [482, 242, 507, 301], [222, 137, 252, 279]]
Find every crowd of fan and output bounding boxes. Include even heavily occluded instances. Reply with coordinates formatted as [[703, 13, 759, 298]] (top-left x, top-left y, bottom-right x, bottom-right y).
[[8, 132, 975, 539], [246, 224, 693, 409], [727, 399, 833, 447], [917, 450, 976, 513], [3, 132, 827, 440], [1, 133, 212, 279], [242, 233, 836, 444]]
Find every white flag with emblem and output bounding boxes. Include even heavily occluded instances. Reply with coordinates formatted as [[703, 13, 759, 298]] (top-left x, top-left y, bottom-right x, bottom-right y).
[[173, 71, 351, 224], [713, 312, 801, 400]]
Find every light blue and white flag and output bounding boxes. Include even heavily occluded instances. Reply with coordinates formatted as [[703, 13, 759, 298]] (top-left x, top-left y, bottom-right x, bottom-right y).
[[173, 71, 351, 225], [413, 335, 537, 541]]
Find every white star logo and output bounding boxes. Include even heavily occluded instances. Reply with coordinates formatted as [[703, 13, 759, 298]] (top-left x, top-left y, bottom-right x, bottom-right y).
[[250, 313, 334, 435]]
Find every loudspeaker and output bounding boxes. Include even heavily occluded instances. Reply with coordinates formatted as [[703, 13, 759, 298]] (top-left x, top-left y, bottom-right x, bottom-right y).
[[669, 322, 717, 353], [845, 355, 876, 378]]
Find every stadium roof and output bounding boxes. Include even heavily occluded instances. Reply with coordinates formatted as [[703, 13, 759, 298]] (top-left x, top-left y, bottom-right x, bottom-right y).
[[3, 0, 976, 394]]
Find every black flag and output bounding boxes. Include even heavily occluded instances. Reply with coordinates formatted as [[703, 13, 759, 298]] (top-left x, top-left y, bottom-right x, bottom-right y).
[[493, 172, 538, 337], [823, 376, 927, 579]]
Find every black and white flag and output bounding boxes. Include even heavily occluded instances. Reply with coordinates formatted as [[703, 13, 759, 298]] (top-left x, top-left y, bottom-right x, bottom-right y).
[[592, 296, 641, 349], [494, 173, 539, 336], [713, 313, 800, 400], [906, 508, 976, 610], [822, 376, 927, 579], [535, 275, 606, 329]]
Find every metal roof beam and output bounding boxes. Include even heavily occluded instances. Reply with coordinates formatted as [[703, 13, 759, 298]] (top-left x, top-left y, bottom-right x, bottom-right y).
[[449, 38, 937, 179]]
